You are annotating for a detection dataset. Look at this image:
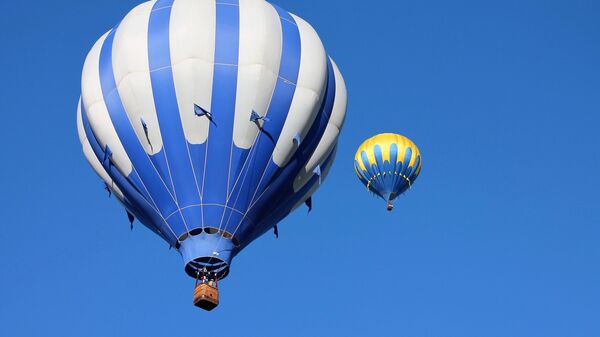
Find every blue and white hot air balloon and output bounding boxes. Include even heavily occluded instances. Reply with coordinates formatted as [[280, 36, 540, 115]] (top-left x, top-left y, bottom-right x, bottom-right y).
[[76, 0, 346, 309]]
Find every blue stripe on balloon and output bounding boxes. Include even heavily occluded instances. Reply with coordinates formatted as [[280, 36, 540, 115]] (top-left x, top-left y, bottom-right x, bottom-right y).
[[410, 155, 421, 179], [126, 169, 153, 202], [221, 4, 302, 229], [98, 27, 187, 236], [151, 152, 175, 195], [402, 147, 413, 177], [81, 101, 176, 244], [148, 0, 201, 230], [202, 0, 240, 228], [386, 145, 397, 198], [390, 143, 398, 166], [226, 142, 250, 195], [391, 156, 404, 199], [394, 150, 404, 180], [258, 58, 336, 192], [394, 147, 414, 197], [231, 58, 337, 239], [374, 144, 384, 169], [154, 0, 172, 10], [360, 151, 372, 177], [188, 142, 206, 227], [240, 144, 337, 247], [389, 143, 402, 198], [360, 150, 381, 197], [355, 161, 369, 186], [373, 145, 387, 194], [271, 5, 301, 83], [406, 154, 420, 180]]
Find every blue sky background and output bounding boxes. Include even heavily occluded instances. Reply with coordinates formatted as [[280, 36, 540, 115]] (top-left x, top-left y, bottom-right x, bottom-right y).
[[1, 0, 599, 336]]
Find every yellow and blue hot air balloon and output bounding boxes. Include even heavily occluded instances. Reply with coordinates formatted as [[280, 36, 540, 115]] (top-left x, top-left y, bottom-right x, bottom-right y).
[[354, 133, 421, 211]]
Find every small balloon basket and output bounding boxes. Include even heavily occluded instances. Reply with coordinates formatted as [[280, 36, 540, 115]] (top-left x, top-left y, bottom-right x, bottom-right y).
[[193, 272, 219, 311]]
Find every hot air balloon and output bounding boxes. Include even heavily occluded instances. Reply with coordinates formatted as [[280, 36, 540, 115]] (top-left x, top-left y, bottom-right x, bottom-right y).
[[354, 133, 421, 211], [76, 0, 346, 310]]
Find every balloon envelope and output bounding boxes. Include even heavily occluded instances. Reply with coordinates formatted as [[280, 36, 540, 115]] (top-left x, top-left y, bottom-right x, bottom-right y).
[[77, 0, 347, 278], [354, 133, 421, 209]]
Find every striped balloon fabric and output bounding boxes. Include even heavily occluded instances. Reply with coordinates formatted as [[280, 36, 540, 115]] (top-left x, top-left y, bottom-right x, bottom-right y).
[[354, 133, 421, 211], [77, 0, 347, 278]]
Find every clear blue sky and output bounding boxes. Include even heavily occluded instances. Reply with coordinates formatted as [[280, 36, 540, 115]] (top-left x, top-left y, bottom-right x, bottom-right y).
[[1, 0, 599, 336]]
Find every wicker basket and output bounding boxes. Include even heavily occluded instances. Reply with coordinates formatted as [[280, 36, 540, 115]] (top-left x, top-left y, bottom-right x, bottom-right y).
[[193, 283, 219, 311]]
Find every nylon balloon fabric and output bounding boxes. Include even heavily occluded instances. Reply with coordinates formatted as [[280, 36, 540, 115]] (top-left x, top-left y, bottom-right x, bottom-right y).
[[77, 0, 347, 278]]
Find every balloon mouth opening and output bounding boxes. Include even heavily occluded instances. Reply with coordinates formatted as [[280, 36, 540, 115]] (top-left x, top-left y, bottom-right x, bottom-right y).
[[179, 232, 236, 280], [185, 256, 230, 280]]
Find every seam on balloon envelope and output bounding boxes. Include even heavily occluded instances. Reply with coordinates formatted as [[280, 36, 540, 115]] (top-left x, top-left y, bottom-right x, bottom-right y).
[[246, 57, 335, 212], [235, 6, 301, 222], [238, 144, 336, 247], [98, 26, 188, 236], [218, 5, 300, 234], [202, 0, 241, 260], [81, 99, 178, 243], [238, 57, 336, 242], [165, 203, 247, 222], [148, 0, 215, 234]]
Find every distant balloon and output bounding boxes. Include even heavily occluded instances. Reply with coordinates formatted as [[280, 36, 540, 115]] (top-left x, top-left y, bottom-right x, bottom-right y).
[[354, 133, 421, 211], [77, 0, 346, 309]]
